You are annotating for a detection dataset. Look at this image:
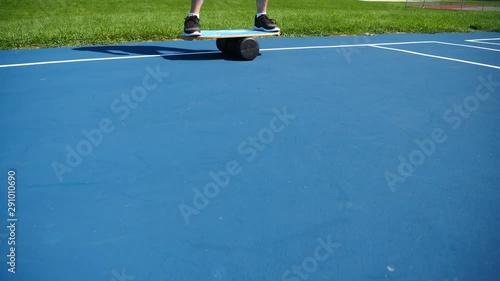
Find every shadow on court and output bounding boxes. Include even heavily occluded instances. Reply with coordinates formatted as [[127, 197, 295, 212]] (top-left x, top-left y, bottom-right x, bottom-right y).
[[73, 45, 251, 61]]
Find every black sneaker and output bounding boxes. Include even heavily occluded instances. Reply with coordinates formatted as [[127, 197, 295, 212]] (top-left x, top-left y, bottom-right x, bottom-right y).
[[183, 16, 201, 36], [254, 14, 280, 32]]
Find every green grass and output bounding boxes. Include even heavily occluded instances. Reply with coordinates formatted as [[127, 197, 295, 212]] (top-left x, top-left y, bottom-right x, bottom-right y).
[[1, 0, 499, 49]]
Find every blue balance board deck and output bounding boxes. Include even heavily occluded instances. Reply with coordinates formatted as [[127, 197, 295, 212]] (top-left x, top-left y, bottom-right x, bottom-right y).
[[182, 29, 280, 39]]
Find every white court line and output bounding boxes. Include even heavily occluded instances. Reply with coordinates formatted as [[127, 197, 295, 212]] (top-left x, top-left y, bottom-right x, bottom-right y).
[[370, 45, 500, 70], [465, 38, 500, 46], [0, 40, 437, 69], [0, 51, 220, 69], [435, 41, 500, 52], [469, 41, 500, 47], [468, 38, 500, 41], [260, 40, 437, 52]]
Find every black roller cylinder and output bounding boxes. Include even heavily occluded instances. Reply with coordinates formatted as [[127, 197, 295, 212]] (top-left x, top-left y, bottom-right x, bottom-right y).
[[235, 38, 260, 61], [217, 37, 260, 61], [216, 38, 229, 53]]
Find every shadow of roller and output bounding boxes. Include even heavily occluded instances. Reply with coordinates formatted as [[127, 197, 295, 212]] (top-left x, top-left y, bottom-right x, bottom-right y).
[[73, 45, 244, 61]]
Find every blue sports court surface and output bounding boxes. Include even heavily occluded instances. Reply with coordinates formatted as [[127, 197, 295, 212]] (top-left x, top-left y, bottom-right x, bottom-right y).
[[0, 32, 499, 281]]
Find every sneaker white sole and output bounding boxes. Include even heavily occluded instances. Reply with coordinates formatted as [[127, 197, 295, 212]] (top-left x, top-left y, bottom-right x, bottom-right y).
[[253, 26, 280, 32], [182, 31, 201, 37]]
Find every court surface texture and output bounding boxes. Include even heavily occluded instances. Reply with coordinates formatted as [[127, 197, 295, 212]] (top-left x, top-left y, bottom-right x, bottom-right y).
[[1, 32, 499, 281]]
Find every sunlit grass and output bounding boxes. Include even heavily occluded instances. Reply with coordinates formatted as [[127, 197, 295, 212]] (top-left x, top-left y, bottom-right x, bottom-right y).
[[0, 0, 499, 49]]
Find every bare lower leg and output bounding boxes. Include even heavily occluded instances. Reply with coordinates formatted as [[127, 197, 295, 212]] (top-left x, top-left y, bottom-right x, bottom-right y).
[[190, 0, 204, 14], [256, 0, 268, 14]]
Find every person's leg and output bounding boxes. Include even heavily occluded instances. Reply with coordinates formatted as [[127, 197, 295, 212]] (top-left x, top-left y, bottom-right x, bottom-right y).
[[254, 0, 280, 32], [256, 0, 268, 14], [183, 0, 204, 36], [190, 0, 204, 15]]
